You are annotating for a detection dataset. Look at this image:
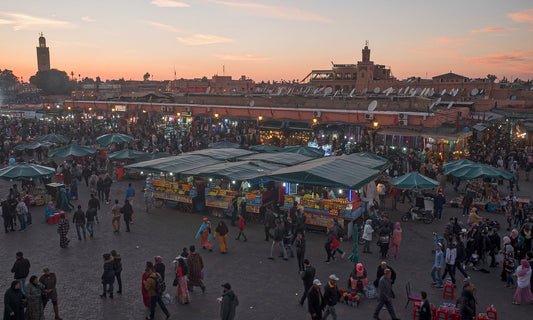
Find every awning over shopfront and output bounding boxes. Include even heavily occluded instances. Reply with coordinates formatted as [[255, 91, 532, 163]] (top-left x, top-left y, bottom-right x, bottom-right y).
[[125, 154, 222, 174], [259, 121, 285, 130], [186, 148, 255, 161], [183, 161, 285, 181], [266, 156, 380, 189], [286, 121, 313, 131], [239, 152, 313, 166]]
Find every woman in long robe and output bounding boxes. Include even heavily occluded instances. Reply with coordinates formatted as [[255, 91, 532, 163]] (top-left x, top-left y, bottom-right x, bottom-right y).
[[195, 217, 213, 250], [141, 262, 153, 318], [3, 281, 24, 320], [57, 213, 70, 248], [59, 188, 72, 212], [25, 275, 44, 320], [214, 220, 229, 253], [175, 258, 190, 304]]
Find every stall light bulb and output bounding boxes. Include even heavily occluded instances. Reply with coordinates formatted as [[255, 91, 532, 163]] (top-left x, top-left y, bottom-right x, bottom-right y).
[[338, 189, 343, 194], [209, 178, 213, 182], [282, 183, 286, 187], [232, 181, 236, 184], [140, 171, 144, 175]]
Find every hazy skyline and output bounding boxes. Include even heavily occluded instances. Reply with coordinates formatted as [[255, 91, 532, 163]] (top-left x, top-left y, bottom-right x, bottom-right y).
[[2, 0, 533, 83]]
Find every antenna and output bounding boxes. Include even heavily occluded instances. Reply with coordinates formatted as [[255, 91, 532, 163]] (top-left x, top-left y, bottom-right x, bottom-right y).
[[223, 65, 225, 75], [368, 100, 378, 112]]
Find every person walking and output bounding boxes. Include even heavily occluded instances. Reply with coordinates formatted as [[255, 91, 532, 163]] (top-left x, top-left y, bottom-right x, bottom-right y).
[[111, 199, 121, 232], [39, 268, 62, 320], [269, 219, 288, 260], [144, 188, 153, 213], [214, 220, 229, 254], [3, 281, 25, 320], [323, 274, 340, 320], [230, 195, 238, 226], [295, 232, 306, 272], [389, 222, 402, 258], [324, 227, 339, 263], [186, 245, 206, 293], [441, 240, 457, 286], [85, 205, 97, 238], [419, 291, 431, 320], [120, 200, 133, 232], [154, 256, 166, 281], [25, 275, 44, 320], [512, 259, 533, 305], [97, 176, 104, 201], [219, 283, 239, 320], [111, 250, 123, 294], [503, 239, 516, 287], [196, 217, 213, 251], [373, 268, 400, 320], [431, 242, 444, 288], [235, 214, 247, 242], [263, 206, 275, 241], [144, 268, 171, 320], [362, 219, 374, 254], [459, 281, 477, 320], [2, 200, 14, 233], [299, 259, 316, 306], [142, 262, 154, 318], [103, 174, 113, 205], [72, 205, 86, 240], [307, 279, 324, 320], [100, 253, 115, 299], [88, 193, 101, 224], [10, 251, 30, 295], [175, 257, 190, 304], [57, 213, 70, 248], [125, 183, 135, 206], [434, 189, 446, 221], [15, 198, 27, 231]]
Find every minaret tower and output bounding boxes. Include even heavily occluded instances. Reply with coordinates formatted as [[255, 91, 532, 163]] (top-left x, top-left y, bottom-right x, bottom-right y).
[[36, 33, 51, 72]]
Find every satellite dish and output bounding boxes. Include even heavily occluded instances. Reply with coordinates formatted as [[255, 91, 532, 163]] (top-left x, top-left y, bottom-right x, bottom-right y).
[[317, 87, 324, 93], [440, 89, 446, 96], [435, 97, 441, 105], [205, 86, 211, 94], [447, 102, 454, 109], [361, 88, 368, 95], [368, 100, 378, 112], [373, 87, 381, 94], [276, 88, 282, 95], [404, 86, 410, 95], [452, 89, 458, 97], [398, 88, 403, 95], [349, 88, 355, 97], [410, 89, 416, 97], [324, 87, 333, 96], [249, 100, 255, 107], [471, 88, 479, 96], [479, 89, 484, 95], [420, 88, 427, 96]]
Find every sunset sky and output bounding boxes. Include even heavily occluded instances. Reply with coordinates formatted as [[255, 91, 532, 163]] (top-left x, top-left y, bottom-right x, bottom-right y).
[[1, 0, 533, 83]]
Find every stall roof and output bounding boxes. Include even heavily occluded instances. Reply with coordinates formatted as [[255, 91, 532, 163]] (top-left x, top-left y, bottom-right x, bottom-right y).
[[185, 148, 255, 161], [239, 152, 313, 166], [208, 141, 240, 149], [340, 153, 389, 170], [125, 154, 222, 174], [259, 120, 285, 130], [266, 156, 380, 189], [280, 145, 325, 158], [248, 145, 284, 153], [183, 161, 284, 181]]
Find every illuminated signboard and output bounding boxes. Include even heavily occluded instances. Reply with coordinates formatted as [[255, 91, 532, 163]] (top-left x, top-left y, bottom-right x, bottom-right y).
[[115, 105, 127, 112]]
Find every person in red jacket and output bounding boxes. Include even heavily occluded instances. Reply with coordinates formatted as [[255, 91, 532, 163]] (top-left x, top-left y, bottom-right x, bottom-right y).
[[235, 214, 247, 242]]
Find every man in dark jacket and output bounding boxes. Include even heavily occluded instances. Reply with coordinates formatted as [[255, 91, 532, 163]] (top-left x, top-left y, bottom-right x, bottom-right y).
[[10, 251, 30, 294], [373, 261, 396, 287], [299, 259, 316, 306], [220, 283, 238, 320], [85, 206, 98, 238], [323, 274, 340, 320], [263, 207, 275, 241], [488, 228, 501, 267], [40, 267, 62, 320], [72, 205, 86, 240], [460, 281, 476, 320], [268, 220, 287, 260], [100, 253, 115, 298], [295, 233, 306, 272], [373, 269, 399, 320], [307, 279, 324, 320], [418, 291, 431, 320]]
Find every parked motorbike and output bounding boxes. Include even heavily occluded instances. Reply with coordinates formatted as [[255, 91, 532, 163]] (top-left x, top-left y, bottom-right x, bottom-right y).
[[401, 206, 434, 224]]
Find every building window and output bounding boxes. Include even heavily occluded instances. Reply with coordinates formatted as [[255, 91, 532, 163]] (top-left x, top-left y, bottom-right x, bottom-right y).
[[335, 85, 341, 92], [361, 72, 365, 78]]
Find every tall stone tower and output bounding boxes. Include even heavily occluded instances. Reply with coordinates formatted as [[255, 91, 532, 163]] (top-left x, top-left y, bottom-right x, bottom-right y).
[[356, 41, 375, 92], [36, 33, 50, 72]]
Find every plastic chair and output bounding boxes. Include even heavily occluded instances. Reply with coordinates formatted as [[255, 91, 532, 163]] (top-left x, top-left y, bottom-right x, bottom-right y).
[[412, 301, 421, 320], [405, 281, 422, 308], [486, 306, 497, 320], [443, 282, 454, 300], [436, 308, 449, 320]]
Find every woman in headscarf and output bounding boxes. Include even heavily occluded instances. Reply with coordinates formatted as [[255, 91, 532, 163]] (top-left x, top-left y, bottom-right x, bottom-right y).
[[57, 213, 70, 248], [69, 177, 78, 200], [25, 275, 44, 320], [348, 263, 368, 292], [521, 223, 532, 252], [389, 222, 402, 259], [512, 259, 533, 305], [44, 201, 56, 221], [503, 238, 515, 288], [59, 187, 72, 212], [141, 262, 153, 318], [195, 217, 213, 251], [154, 256, 166, 280], [214, 220, 229, 253], [362, 219, 374, 254], [175, 257, 190, 304], [3, 281, 24, 320]]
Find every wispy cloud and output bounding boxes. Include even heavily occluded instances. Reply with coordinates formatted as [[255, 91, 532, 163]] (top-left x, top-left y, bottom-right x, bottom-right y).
[[144, 21, 181, 33], [54, 40, 94, 48], [177, 34, 232, 46], [472, 27, 505, 34], [81, 16, 95, 22], [212, 1, 331, 23], [467, 50, 533, 65], [0, 12, 70, 30], [215, 54, 270, 61], [151, 0, 190, 8], [508, 8, 533, 25], [434, 37, 469, 46]]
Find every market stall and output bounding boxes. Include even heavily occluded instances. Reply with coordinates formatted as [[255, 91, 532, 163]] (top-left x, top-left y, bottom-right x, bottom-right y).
[[150, 175, 201, 212], [0, 163, 57, 207]]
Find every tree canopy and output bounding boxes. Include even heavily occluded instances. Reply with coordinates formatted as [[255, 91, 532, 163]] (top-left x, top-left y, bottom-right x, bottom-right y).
[[29, 69, 73, 95], [0, 69, 19, 89]]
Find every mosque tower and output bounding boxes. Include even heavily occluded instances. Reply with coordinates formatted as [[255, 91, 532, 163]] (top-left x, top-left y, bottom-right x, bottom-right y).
[[36, 33, 50, 72]]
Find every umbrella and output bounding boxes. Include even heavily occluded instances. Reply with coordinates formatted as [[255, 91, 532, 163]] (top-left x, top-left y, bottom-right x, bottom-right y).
[[48, 144, 97, 158], [208, 141, 240, 149], [389, 172, 440, 190], [446, 163, 515, 180], [14, 140, 56, 151], [0, 163, 56, 181], [107, 149, 152, 161], [443, 159, 475, 175], [96, 133, 133, 147], [35, 134, 69, 144], [348, 224, 359, 265]]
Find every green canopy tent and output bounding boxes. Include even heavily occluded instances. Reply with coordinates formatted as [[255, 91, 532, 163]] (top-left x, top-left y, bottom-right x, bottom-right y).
[[446, 163, 515, 180], [248, 145, 283, 153], [443, 159, 475, 175], [341, 153, 389, 170], [266, 157, 380, 189], [208, 141, 240, 149], [35, 134, 69, 144], [14, 140, 56, 151], [185, 148, 255, 161], [357, 152, 388, 162], [107, 149, 171, 162], [280, 145, 325, 158], [96, 133, 134, 147], [389, 172, 440, 190], [183, 161, 285, 181], [0, 163, 56, 181], [48, 144, 97, 158], [239, 152, 313, 166], [125, 154, 222, 174]]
